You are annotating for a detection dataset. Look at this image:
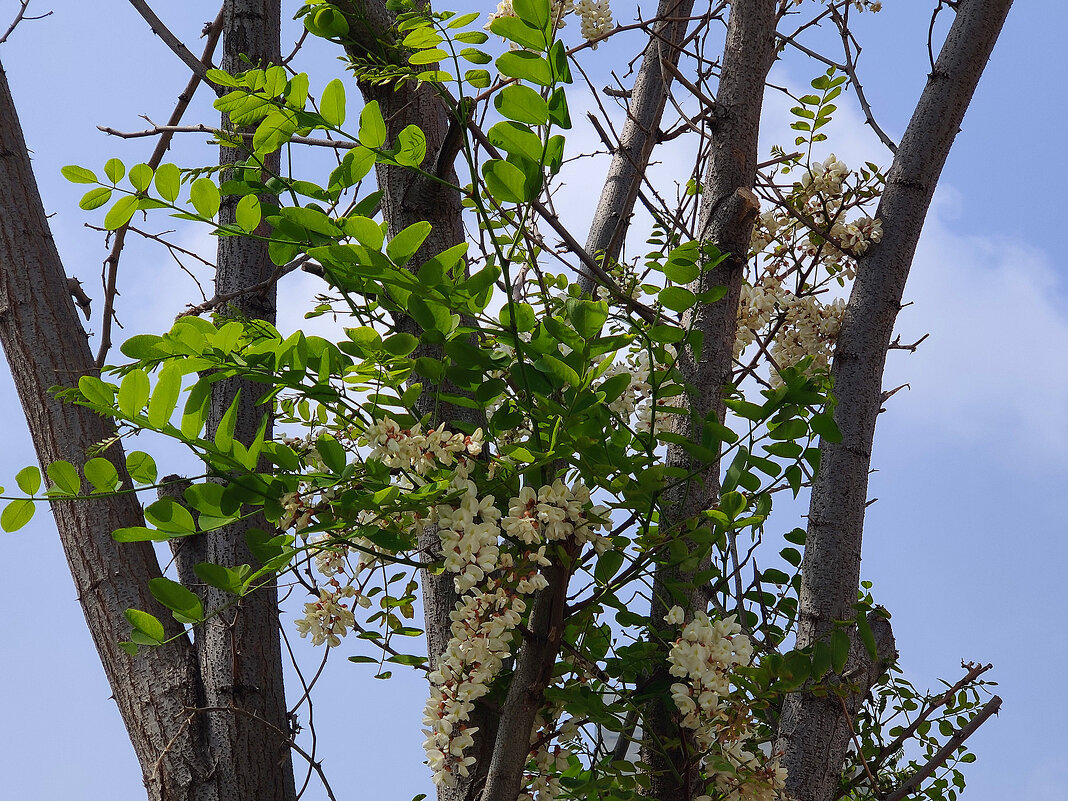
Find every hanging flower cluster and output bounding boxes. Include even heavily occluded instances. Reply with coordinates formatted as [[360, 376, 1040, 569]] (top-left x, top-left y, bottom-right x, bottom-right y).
[[423, 477, 610, 786], [665, 607, 787, 801], [739, 153, 883, 380]]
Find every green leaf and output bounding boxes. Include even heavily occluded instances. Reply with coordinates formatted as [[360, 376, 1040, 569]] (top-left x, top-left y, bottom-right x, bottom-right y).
[[84, 457, 120, 492], [513, 0, 551, 30], [181, 380, 211, 440], [594, 550, 624, 585], [810, 412, 841, 443], [105, 195, 140, 230], [1, 499, 35, 532], [394, 124, 428, 168], [565, 298, 608, 339], [79, 187, 113, 211], [831, 628, 850, 673], [62, 165, 98, 184], [124, 608, 165, 643], [387, 654, 428, 667], [15, 466, 41, 495], [253, 109, 298, 155], [464, 69, 491, 89], [488, 121, 543, 164], [235, 194, 262, 233], [547, 87, 571, 128], [488, 15, 548, 51], [46, 461, 82, 495], [494, 84, 549, 125], [128, 163, 153, 192], [659, 286, 697, 313], [856, 612, 877, 659], [383, 332, 419, 356], [320, 78, 347, 127], [386, 221, 432, 266], [145, 497, 196, 534], [104, 158, 125, 184], [359, 100, 387, 148], [496, 50, 552, 86], [148, 363, 183, 428], [409, 297, 452, 335], [126, 451, 158, 485], [118, 369, 151, 417], [205, 68, 240, 87], [195, 562, 249, 595], [190, 178, 221, 219], [149, 577, 204, 624], [482, 158, 530, 203], [113, 526, 174, 543], [154, 163, 181, 202], [769, 418, 807, 441], [214, 390, 242, 453]]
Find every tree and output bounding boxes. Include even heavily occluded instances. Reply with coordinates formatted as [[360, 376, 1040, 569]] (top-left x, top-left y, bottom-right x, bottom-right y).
[[0, 2, 1011, 801]]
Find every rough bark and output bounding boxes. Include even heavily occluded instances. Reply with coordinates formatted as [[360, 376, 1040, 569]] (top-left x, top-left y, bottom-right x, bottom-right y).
[[167, 3, 298, 800], [643, 2, 777, 799], [336, 5, 494, 800], [777, 3, 1013, 799], [580, 0, 698, 280], [0, 59, 216, 801]]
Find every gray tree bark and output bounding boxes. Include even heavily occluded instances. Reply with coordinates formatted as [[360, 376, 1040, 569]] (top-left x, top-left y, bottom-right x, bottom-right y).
[[169, 2, 299, 800], [0, 59, 218, 801], [777, 2, 1013, 799], [642, 3, 777, 799], [580, 0, 698, 278]]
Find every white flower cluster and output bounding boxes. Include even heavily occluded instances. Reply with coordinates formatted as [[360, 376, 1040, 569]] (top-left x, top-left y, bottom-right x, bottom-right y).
[[295, 583, 358, 648], [576, 0, 613, 43], [435, 481, 504, 593], [423, 478, 610, 786], [740, 153, 884, 381], [423, 580, 532, 787], [595, 345, 679, 436], [665, 608, 786, 801], [735, 274, 846, 379], [503, 479, 612, 553], [359, 417, 484, 475]]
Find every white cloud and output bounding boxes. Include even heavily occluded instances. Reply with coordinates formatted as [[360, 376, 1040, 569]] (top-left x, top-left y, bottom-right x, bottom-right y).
[[884, 189, 1068, 462]]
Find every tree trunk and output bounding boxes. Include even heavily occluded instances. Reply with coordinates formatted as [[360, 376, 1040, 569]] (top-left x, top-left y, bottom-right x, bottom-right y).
[[0, 59, 217, 801], [777, 2, 1013, 799], [166, 2, 298, 800], [642, 2, 777, 799], [581, 0, 698, 277]]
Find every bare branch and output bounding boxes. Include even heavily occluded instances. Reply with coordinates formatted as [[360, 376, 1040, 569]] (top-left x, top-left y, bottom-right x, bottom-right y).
[[126, 0, 213, 80], [829, 5, 898, 154], [883, 696, 1002, 801], [0, 0, 52, 45], [95, 4, 225, 366]]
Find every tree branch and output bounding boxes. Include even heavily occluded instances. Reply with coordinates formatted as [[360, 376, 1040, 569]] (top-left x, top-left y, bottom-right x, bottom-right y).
[[126, 0, 214, 80], [96, 4, 225, 366], [883, 695, 1002, 801], [777, 2, 1013, 798]]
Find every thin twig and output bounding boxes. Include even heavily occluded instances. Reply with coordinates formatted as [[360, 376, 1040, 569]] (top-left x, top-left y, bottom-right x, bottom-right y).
[[95, 5, 224, 366], [191, 705, 339, 801], [126, 0, 213, 81], [177, 255, 310, 318], [0, 0, 52, 45], [883, 695, 1001, 801], [830, 6, 898, 154]]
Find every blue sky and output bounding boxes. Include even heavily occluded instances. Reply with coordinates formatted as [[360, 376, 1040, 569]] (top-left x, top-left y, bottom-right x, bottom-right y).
[[0, 2, 1065, 799]]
